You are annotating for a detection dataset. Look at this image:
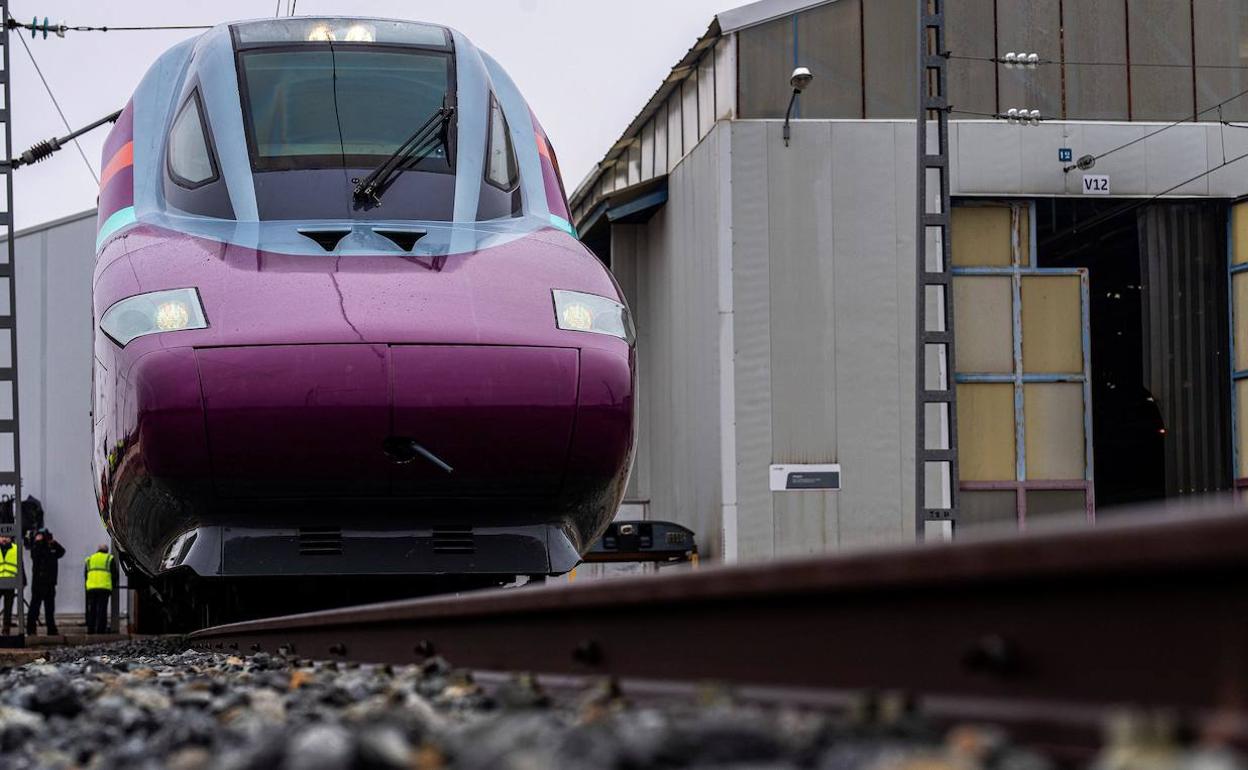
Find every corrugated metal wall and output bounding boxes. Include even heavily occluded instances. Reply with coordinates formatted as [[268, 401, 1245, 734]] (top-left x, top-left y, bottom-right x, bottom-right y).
[[734, 0, 1248, 122], [2, 211, 113, 613], [1138, 203, 1233, 496], [729, 120, 916, 558], [610, 126, 729, 559], [615, 120, 918, 561]]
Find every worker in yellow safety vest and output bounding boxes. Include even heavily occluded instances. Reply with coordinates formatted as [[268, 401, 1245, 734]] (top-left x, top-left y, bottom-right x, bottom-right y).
[[0, 536, 15, 635], [84, 545, 117, 634]]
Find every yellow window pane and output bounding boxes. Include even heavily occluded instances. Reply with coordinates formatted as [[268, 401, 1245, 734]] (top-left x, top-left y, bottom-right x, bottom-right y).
[[1025, 490, 1089, 531], [951, 206, 1013, 267], [1234, 202, 1248, 266], [957, 383, 1016, 481], [1238, 380, 1248, 479], [953, 276, 1013, 373], [1235, 273, 1248, 371], [1024, 383, 1085, 480], [959, 490, 1019, 535], [1021, 275, 1083, 373]]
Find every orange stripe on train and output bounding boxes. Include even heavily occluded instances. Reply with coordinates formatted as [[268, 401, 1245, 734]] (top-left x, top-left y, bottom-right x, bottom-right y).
[[99, 141, 134, 190]]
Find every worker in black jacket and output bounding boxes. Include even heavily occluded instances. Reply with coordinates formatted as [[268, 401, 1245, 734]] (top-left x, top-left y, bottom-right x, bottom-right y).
[[24, 528, 64, 635]]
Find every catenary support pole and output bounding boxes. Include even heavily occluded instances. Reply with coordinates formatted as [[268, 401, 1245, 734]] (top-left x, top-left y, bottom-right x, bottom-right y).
[[915, 0, 959, 540]]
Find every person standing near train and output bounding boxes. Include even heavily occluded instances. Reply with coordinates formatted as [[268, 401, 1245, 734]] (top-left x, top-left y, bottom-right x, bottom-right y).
[[25, 528, 64, 636], [0, 535, 16, 635], [84, 545, 117, 634]]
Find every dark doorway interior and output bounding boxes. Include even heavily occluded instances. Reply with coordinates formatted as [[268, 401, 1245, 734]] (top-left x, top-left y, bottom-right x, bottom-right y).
[[1036, 199, 1231, 508]]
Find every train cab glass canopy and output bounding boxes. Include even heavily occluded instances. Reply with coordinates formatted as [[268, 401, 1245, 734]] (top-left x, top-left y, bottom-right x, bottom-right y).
[[219, 18, 519, 222]]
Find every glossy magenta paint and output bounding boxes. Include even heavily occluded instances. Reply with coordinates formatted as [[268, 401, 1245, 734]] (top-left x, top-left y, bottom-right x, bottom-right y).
[[94, 225, 635, 577]]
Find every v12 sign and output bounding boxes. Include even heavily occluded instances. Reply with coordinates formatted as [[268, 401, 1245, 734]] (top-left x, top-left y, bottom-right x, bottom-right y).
[[1082, 174, 1110, 195]]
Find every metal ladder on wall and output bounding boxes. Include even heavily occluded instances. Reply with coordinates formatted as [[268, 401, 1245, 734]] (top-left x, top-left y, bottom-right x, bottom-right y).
[[0, 0, 25, 637], [915, 0, 959, 540]]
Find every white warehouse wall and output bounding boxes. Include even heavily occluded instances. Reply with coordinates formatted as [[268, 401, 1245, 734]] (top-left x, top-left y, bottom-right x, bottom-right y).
[[610, 117, 1248, 562], [4, 209, 112, 615]]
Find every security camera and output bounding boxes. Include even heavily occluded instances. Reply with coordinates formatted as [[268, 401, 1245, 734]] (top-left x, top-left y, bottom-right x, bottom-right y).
[[790, 66, 814, 93]]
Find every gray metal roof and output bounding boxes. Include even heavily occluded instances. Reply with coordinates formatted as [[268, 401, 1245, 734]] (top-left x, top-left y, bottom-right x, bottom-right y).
[[717, 0, 836, 33]]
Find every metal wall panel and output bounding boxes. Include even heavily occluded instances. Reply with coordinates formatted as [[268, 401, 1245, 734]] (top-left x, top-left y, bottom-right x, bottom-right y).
[[666, 91, 683, 169], [738, 15, 794, 119], [698, 53, 716, 138], [622, 128, 729, 557], [728, 122, 775, 560], [767, 120, 835, 556], [641, 120, 655, 181], [1063, 0, 1130, 119], [863, 0, 914, 118], [830, 121, 908, 548], [995, 0, 1063, 118], [944, 0, 997, 118], [714, 36, 737, 121], [654, 102, 669, 176], [1128, 0, 1195, 120], [5, 212, 111, 612], [682, 74, 701, 155], [796, 0, 863, 118], [1194, 0, 1248, 121], [610, 226, 651, 504], [1138, 203, 1232, 496]]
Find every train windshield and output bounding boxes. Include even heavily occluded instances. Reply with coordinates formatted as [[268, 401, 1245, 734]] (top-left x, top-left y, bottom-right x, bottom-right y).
[[238, 48, 453, 173], [224, 19, 525, 224]]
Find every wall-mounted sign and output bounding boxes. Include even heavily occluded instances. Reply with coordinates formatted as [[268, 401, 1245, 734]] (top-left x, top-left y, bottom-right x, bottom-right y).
[[769, 464, 841, 491], [1082, 174, 1110, 195], [1058, 148, 1073, 162]]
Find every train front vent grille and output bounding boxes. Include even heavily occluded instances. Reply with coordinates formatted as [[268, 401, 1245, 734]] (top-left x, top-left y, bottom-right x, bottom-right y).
[[299, 527, 343, 556], [431, 526, 475, 555]]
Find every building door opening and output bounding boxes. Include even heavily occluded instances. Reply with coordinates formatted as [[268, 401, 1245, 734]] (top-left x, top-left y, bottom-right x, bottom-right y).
[[1035, 199, 1232, 509]]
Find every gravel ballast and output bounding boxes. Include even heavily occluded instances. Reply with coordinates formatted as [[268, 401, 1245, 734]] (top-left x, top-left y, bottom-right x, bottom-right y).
[[0, 639, 1233, 769]]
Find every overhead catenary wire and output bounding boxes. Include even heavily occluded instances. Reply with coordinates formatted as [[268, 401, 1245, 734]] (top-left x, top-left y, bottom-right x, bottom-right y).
[[6, 19, 211, 34], [9, 15, 98, 183], [1059, 83, 1248, 171], [940, 54, 1248, 169], [1039, 147, 1248, 249]]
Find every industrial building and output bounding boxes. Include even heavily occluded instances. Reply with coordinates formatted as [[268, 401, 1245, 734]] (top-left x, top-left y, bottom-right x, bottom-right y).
[[570, 0, 1248, 560], [1, 210, 115, 613]]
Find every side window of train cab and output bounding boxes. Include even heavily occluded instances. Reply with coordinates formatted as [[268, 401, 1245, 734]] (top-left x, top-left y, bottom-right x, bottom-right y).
[[478, 95, 521, 219], [163, 88, 235, 219]]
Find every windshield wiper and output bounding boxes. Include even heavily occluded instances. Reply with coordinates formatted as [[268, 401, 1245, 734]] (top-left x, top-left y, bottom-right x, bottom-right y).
[[352, 104, 455, 206]]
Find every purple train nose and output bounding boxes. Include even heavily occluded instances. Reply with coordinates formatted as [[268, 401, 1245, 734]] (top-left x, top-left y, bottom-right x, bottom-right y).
[[195, 344, 580, 499]]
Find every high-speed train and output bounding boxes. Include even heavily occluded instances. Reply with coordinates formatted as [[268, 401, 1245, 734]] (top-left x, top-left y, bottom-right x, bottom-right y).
[[92, 17, 635, 626]]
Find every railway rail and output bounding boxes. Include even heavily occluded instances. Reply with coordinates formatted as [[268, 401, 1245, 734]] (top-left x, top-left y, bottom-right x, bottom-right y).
[[190, 505, 1248, 757]]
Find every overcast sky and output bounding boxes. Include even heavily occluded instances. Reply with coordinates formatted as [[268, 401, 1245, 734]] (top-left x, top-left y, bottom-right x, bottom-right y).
[[6, 0, 735, 229]]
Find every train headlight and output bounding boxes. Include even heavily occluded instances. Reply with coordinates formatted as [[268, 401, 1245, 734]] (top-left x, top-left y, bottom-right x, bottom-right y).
[[552, 290, 634, 343], [100, 288, 208, 347], [344, 24, 375, 42]]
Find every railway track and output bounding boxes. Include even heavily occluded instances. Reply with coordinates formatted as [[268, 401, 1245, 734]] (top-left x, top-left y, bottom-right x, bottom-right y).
[[190, 505, 1248, 757]]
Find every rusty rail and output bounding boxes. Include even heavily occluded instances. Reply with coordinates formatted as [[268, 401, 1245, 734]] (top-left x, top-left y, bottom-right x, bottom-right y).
[[190, 507, 1248, 752]]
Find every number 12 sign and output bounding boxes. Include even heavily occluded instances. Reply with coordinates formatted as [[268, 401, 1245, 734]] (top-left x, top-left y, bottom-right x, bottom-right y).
[[1082, 174, 1110, 195]]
